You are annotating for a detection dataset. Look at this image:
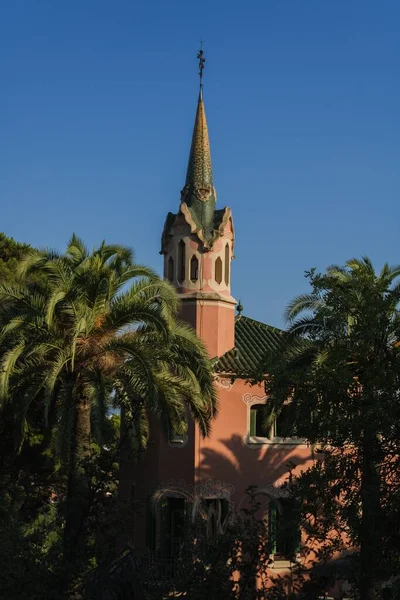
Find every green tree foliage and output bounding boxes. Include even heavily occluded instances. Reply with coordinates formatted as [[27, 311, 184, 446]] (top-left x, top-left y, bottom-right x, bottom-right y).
[[87, 487, 284, 600], [0, 234, 217, 591], [0, 412, 124, 600], [0, 232, 31, 284], [255, 258, 400, 600]]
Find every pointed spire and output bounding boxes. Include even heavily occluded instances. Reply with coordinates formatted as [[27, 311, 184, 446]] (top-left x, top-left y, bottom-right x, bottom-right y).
[[180, 45, 216, 243], [184, 88, 214, 193]]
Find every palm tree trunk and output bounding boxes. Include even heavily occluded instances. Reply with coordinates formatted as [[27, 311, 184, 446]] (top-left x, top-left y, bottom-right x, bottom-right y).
[[359, 429, 381, 600], [117, 406, 137, 552], [63, 397, 92, 563]]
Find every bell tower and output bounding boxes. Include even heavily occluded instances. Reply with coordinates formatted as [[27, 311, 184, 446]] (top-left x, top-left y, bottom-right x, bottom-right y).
[[161, 48, 236, 358]]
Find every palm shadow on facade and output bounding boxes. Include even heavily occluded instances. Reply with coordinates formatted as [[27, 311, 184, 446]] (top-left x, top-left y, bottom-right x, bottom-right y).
[[196, 432, 313, 507]]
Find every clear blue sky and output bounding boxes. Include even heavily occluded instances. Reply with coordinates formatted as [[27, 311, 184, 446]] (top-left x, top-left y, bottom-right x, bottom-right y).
[[1, 0, 399, 327]]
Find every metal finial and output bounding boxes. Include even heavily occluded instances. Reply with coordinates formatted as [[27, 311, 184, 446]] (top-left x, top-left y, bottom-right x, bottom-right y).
[[197, 40, 205, 87], [237, 300, 243, 315]]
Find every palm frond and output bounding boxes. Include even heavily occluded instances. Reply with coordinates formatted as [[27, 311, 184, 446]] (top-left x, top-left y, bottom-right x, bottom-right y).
[[0, 341, 25, 403], [287, 315, 323, 337], [284, 294, 323, 323], [67, 234, 89, 264]]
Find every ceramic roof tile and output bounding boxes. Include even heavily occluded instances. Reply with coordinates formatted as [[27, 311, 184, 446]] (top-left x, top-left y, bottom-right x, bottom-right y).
[[214, 315, 283, 376], [179, 89, 217, 241]]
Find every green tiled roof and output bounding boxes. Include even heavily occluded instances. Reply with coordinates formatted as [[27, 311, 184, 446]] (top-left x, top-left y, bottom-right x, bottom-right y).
[[214, 315, 283, 376]]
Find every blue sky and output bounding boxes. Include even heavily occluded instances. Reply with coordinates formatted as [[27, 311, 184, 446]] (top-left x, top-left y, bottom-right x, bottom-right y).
[[1, 0, 399, 327]]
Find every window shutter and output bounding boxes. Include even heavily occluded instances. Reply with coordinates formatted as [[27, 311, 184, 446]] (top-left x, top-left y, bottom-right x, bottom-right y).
[[269, 503, 277, 555], [250, 407, 257, 436]]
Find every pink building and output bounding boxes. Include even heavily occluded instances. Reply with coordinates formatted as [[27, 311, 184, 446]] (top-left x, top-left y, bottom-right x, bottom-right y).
[[128, 75, 315, 573]]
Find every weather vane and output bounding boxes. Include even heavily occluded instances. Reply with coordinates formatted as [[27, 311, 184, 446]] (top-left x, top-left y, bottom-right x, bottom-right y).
[[197, 39, 205, 86]]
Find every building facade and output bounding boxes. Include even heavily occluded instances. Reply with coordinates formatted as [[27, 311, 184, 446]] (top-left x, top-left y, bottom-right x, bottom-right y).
[[128, 78, 315, 571]]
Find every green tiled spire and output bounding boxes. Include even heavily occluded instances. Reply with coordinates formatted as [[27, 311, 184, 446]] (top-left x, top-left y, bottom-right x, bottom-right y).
[[180, 87, 217, 241]]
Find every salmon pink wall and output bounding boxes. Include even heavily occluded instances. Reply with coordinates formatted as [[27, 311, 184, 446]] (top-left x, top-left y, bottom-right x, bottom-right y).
[[127, 375, 316, 554], [194, 377, 315, 511], [122, 414, 196, 552]]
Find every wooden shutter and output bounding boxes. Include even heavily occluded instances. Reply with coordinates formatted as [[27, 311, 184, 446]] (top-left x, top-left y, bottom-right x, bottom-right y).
[[269, 503, 277, 555], [250, 407, 257, 436]]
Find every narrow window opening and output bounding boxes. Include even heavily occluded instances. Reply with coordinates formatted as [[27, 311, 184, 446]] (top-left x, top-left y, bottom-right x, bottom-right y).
[[178, 240, 186, 281], [169, 497, 186, 557], [250, 404, 270, 438], [159, 497, 186, 557], [224, 244, 230, 285], [190, 255, 199, 282], [169, 415, 188, 446], [215, 257, 223, 284], [269, 499, 300, 558], [167, 256, 174, 282]]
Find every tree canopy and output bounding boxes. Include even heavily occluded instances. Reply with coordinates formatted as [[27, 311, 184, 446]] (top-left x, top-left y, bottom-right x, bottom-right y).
[[0, 232, 31, 284], [0, 234, 217, 594], [255, 258, 400, 599]]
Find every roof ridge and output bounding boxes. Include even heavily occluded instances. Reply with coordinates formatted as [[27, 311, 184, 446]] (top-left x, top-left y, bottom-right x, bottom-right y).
[[235, 314, 283, 333]]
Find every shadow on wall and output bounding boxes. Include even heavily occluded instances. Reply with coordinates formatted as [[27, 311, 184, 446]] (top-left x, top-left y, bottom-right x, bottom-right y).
[[196, 433, 313, 503], [193, 434, 357, 599]]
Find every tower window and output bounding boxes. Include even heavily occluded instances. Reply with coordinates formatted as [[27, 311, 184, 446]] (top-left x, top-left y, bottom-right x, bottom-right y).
[[215, 257, 223, 284], [178, 240, 186, 282], [224, 243, 230, 286], [167, 256, 174, 282], [190, 255, 199, 282], [169, 413, 188, 446]]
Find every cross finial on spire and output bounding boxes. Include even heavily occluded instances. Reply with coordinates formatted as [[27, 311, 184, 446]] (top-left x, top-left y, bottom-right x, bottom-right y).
[[197, 40, 205, 88]]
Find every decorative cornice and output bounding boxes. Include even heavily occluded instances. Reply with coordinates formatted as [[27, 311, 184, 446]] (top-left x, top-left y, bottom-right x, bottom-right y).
[[243, 393, 267, 406], [178, 292, 237, 305]]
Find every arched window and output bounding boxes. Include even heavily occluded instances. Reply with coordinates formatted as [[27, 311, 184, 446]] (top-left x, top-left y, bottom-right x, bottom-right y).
[[190, 255, 199, 282], [178, 240, 186, 282], [249, 404, 270, 438], [215, 257, 223, 284], [167, 256, 174, 282], [204, 498, 230, 537], [224, 244, 230, 286]]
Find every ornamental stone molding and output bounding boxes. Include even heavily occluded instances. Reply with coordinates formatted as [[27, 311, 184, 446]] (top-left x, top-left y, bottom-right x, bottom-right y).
[[171, 225, 191, 237], [243, 393, 267, 406], [214, 376, 233, 391], [159, 478, 234, 499]]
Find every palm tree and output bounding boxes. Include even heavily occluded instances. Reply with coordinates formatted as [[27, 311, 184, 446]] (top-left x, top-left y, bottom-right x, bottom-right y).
[[261, 258, 400, 600], [0, 235, 217, 562]]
